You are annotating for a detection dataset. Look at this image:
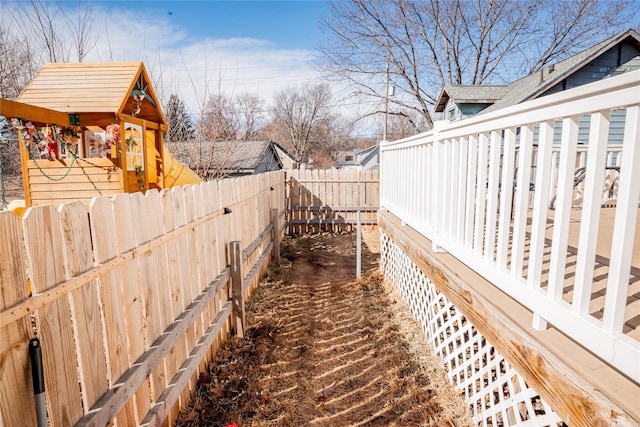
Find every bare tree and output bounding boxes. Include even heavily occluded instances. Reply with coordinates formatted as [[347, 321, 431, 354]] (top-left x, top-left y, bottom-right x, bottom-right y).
[[259, 110, 354, 169], [3, 0, 97, 64], [15, 0, 68, 62], [199, 92, 266, 142], [236, 93, 265, 141], [271, 83, 333, 165], [0, 26, 35, 99], [165, 137, 239, 180], [0, 115, 21, 200], [61, 1, 96, 62], [314, 114, 355, 164], [385, 108, 429, 141], [320, 0, 637, 132], [166, 91, 266, 180], [199, 93, 239, 141], [0, 25, 34, 203]]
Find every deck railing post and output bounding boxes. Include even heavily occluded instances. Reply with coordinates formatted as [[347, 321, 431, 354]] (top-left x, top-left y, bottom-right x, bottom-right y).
[[603, 105, 640, 334], [230, 240, 245, 338], [271, 208, 280, 264], [431, 121, 447, 252]]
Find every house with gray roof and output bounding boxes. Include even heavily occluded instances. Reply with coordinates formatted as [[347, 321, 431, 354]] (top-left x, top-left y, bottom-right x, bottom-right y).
[[209, 140, 285, 177], [335, 144, 380, 170], [436, 85, 511, 121], [435, 29, 640, 127], [168, 139, 286, 178]]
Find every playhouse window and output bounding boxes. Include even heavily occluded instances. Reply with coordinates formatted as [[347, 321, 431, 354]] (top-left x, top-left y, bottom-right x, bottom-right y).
[[125, 122, 144, 171]]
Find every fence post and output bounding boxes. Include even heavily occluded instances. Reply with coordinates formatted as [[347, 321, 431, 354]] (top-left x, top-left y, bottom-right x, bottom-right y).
[[356, 210, 362, 279], [230, 241, 245, 338], [271, 208, 280, 263]]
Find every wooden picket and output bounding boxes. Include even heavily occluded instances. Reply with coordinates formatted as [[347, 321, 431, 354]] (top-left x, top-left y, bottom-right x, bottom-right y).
[[0, 211, 37, 427], [23, 204, 85, 426], [0, 170, 286, 427], [287, 169, 379, 234]]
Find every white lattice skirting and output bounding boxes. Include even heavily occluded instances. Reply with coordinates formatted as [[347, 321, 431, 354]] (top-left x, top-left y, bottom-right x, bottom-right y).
[[380, 232, 564, 427]]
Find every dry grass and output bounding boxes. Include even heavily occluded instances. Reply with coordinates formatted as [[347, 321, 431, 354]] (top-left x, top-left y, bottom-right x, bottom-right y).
[[175, 232, 472, 427]]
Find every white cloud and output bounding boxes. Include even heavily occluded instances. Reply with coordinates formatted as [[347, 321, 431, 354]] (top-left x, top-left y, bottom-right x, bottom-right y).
[[1, 2, 380, 137], [84, 6, 320, 117], [2, 3, 320, 119]]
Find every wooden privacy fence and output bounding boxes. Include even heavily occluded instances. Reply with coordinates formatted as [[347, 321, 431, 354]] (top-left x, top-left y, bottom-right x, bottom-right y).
[[287, 169, 379, 234], [0, 170, 286, 427]]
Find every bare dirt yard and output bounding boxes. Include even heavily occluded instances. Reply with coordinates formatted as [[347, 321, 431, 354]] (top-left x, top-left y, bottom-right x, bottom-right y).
[[175, 230, 471, 427]]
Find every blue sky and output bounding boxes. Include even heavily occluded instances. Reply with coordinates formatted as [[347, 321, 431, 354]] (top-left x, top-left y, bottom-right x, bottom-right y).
[[0, 0, 362, 131], [95, 0, 330, 50], [16, 1, 334, 118]]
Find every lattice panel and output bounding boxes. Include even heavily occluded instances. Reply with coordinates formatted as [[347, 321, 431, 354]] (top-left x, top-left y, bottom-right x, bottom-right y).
[[381, 232, 564, 427]]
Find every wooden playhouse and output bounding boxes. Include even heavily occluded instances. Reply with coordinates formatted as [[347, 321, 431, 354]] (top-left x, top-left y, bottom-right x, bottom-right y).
[[0, 61, 200, 212]]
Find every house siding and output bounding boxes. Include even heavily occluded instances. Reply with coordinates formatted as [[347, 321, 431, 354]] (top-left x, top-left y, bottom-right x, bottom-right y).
[[255, 150, 281, 174], [445, 99, 493, 122], [542, 40, 640, 96], [535, 41, 638, 146], [566, 108, 625, 145], [439, 31, 638, 153], [607, 109, 627, 144], [531, 108, 626, 146], [444, 99, 461, 121]]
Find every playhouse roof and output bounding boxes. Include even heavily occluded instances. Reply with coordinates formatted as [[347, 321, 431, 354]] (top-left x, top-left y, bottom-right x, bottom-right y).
[[16, 61, 165, 124]]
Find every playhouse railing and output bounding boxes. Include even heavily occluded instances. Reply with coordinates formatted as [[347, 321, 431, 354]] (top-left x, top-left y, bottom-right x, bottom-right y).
[[380, 69, 640, 383]]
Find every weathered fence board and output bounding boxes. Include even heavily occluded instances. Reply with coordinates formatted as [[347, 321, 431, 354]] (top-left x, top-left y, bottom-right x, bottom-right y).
[[24, 205, 84, 426], [113, 193, 153, 421], [89, 196, 137, 425], [0, 212, 37, 427], [0, 170, 286, 426], [60, 202, 109, 411]]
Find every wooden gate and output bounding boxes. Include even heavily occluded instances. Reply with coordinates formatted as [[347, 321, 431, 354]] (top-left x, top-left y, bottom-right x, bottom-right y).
[[287, 169, 379, 234]]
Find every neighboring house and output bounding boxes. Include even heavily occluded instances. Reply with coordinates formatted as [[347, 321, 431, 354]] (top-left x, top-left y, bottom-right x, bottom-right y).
[[435, 28, 640, 144], [272, 141, 297, 170], [173, 139, 285, 178], [436, 85, 511, 122], [213, 140, 284, 177], [335, 144, 380, 170]]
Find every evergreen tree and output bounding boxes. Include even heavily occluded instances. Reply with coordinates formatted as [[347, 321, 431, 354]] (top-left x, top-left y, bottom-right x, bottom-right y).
[[164, 94, 194, 143]]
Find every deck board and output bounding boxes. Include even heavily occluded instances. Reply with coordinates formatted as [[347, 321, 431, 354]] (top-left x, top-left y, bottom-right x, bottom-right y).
[[542, 207, 640, 336], [512, 206, 639, 337]]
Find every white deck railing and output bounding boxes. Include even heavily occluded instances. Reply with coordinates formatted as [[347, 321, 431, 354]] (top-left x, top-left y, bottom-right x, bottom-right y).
[[380, 69, 640, 383]]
